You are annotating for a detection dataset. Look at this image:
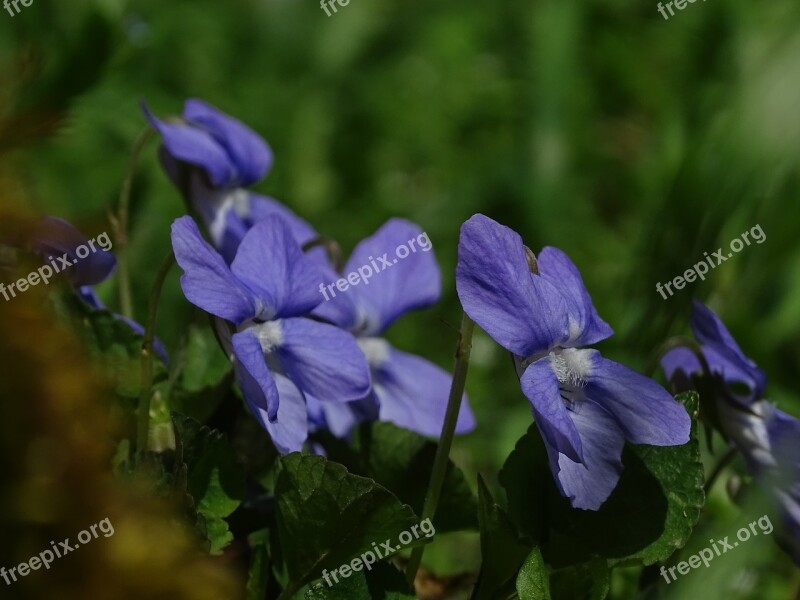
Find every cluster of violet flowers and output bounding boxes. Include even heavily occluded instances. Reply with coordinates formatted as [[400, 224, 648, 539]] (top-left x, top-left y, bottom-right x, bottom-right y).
[[146, 99, 475, 453], [142, 99, 695, 511], [21, 99, 799, 560], [138, 100, 800, 545]]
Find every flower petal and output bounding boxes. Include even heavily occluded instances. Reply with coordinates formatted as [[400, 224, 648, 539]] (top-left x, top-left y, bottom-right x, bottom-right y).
[[456, 214, 569, 356], [691, 300, 767, 398], [310, 262, 362, 330], [339, 219, 441, 335], [521, 357, 583, 463], [661, 347, 702, 381], [184, 98, 273, 186], [143, 102, 236, 188], [217, 207, 251, 265], [247, 193, 318, 247], [232, 329, 279, 421], [171, 216, 257, 324], [660, 346, 703, 394], [370, 345, 475, 438], [776, 490, 800, 565], [586, 357, 691, 446], [246, 372, 309, 454], [277, 317, 371, 402], [230, 215, 324, 319], [766, 406, 800, 470], [267, 373, 310, 454], [306, 394, 372, 438], [31, 217, 116, 287], [247, 193, 331, 271], [537, 247, 613, 346], [543, 399, 625, 511]]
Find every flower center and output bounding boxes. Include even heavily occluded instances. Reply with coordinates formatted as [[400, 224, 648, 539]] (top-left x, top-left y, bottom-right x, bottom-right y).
[[250, 320, 284, 354], [357, 337, 390, 367], [548, 348, 593, 388]]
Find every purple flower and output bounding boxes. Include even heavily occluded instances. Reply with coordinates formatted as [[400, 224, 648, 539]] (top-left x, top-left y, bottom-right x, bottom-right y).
[[145, 98, 272, 189], [28, 217, 168, 363], [308, 218, 475, 439], [31, 216, 116, 290], [144, 99, 315, 262], [662, 301, 800, 563], [716, 399, 800, 566], [456, 214, 690, 510], [662, 300, 767, 407], [171, 214, 371, 453]]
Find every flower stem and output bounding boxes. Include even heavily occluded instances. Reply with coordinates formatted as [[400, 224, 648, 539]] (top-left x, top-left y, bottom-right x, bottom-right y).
[[114, 126, 155, 320], [405, 312, 475, 587], [302, 236, 344, 271], [135, 250, 175, 460], [703, 447, 738, 494]]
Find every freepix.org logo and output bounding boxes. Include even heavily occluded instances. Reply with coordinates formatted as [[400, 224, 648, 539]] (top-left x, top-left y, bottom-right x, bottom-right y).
[[318, 231, 433, 302], [0, 518, 115, 586], [0, 231, 113, 303], [4, 0, 34, 18]]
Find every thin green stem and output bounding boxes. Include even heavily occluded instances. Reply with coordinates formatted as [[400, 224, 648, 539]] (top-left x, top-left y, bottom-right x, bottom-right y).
[[405, 312, 475, 587], [302, 236, 344, 271], [135, 250, 175, 460], [703, 447, 738, 495], [114, 126, 155, 320]]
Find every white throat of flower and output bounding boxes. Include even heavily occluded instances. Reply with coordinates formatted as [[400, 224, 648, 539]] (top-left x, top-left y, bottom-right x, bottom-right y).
[[548, 348, 593, 388], [719, 400, 776, 468], [357, 337, 390, 368], [566, 316, 583, 345], [196, 183, 249, 246], [250, 320, 284, 354]]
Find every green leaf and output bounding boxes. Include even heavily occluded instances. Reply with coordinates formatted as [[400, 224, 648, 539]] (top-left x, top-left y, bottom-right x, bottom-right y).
[[180, 324, 232, 392], [246, 542, 270, 600], [54, 291, 150, 398], [168, 324, 233, 423], [304, 562, 415, 600], [360, 422, 478, 533], [499, 391, 704, 567], [472, 475, 531, 600], [516, 548, 550, 600], [549, 559, 609, 600], [275, 453, 422, 600], [173, 414, 245, 554]]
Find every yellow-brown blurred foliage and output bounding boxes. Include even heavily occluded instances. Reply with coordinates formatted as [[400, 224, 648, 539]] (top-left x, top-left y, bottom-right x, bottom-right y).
[[0, 173, 244, 599]]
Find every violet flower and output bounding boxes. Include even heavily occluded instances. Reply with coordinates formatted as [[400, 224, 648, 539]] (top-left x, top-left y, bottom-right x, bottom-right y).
[[29, 216, 168, 363], [456, 214, 690, 510], [662, 301, 800, 563], [144, 99, 315, 262], [308, 218, 475, 439], [171, 214, 371, 453]]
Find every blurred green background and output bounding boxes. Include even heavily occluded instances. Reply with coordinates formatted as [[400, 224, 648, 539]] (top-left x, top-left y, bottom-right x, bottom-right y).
[[1, 0, 799, 597]]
